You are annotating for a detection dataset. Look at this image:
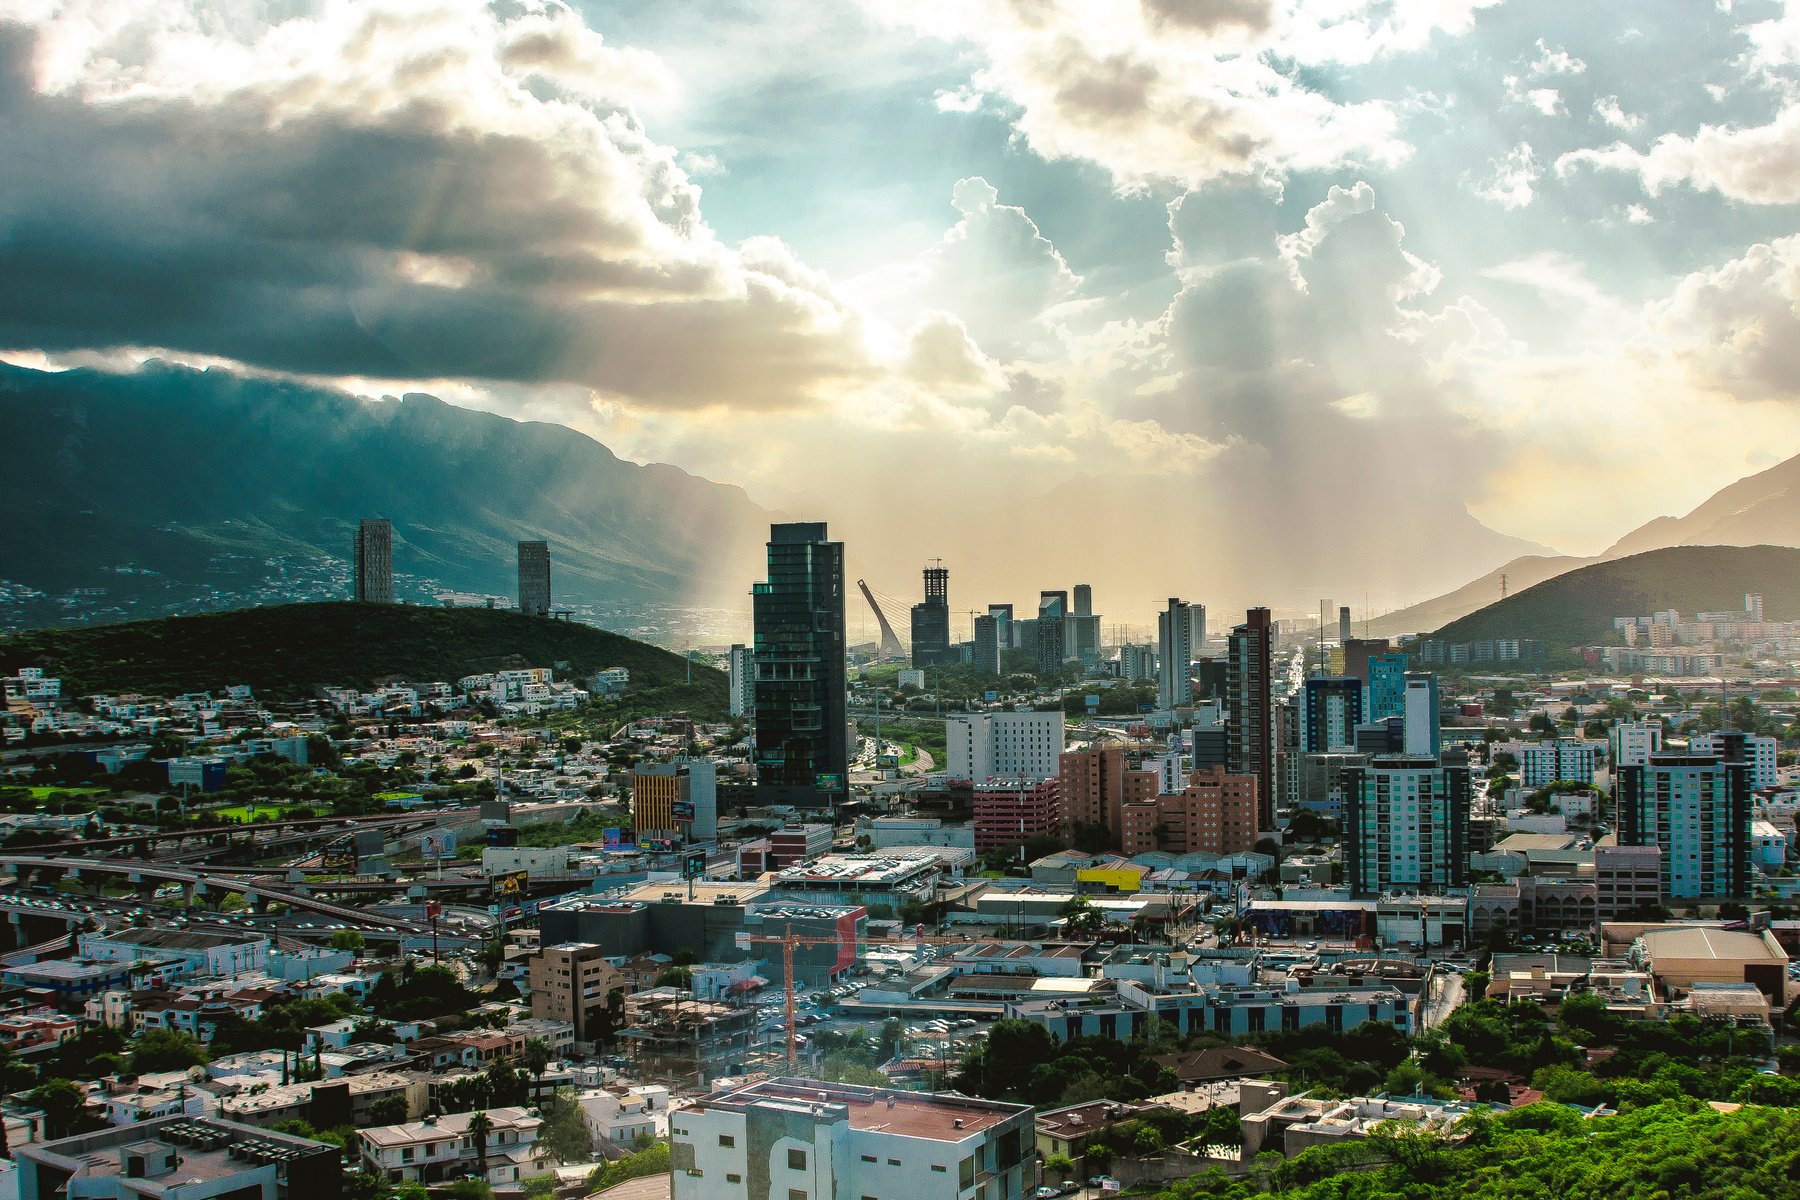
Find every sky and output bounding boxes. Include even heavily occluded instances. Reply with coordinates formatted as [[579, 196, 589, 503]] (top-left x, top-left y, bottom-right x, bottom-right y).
[[5, 0, 1800, 624]]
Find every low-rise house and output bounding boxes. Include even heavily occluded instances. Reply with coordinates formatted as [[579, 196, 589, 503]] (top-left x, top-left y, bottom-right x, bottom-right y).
[[358, 1106, 546, 1186]]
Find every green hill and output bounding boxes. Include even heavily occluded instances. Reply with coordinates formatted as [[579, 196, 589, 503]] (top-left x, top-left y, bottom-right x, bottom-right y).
[[1430, 544, 1800, 649], [0, 602, 726, 709]]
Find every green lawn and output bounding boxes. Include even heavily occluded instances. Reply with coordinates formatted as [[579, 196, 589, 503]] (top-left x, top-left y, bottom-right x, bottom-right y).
[[212, 803, 299, 822], [26, 786, 107, 799]]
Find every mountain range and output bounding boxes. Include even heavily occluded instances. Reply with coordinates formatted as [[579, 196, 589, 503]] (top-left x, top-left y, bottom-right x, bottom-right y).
[[1370, 450, 1800, 638], [0, 361, 772, 614]]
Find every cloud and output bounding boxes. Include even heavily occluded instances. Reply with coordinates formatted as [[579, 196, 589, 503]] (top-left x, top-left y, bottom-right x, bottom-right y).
[[1650, 235, 1800, 401], [0, 0, 877, 409], [1527, 39, 1586, 78], [1557, 103, 1800, 204], [1593, 95, 1642, 132], [861, 0, 1499, 191], [1472, 143, 1543, 209]]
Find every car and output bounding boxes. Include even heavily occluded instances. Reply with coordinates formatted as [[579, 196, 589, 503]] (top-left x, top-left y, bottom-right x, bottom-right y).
[[1035, 1188, 1061, 1199], [1058, 1183, 1081, 1195]]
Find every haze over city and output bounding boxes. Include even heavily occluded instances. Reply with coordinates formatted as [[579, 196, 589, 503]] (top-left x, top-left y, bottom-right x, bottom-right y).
[[7, 1, 1800, 617]]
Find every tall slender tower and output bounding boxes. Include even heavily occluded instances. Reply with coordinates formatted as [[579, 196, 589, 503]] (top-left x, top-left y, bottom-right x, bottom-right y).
[[910, 563, 952, 666], [353, 519, 394, 604], [1228, 607, 1275, 828], [1157, 598, 1193, 710], [752, 523, 848, 810], [517, 540, 552, 616]]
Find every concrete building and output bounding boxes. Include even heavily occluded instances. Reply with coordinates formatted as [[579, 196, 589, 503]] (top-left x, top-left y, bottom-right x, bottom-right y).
[[752, 522, 848, 809], [1229, 608, 1276, 829], [946, 711, 1066, 783], [973, 779, 1064, 853], [1119, 643, 1155, 683], [18, 1116, 341, 1200], [1302, 677, 1362, 753], [1596, 843, 1664, 919], [1119, 765, 1260, 857], [1693, 732, 1780, 791], [633, 760, 719, 841], [1364, 652, 1408, 723], [530, 942, 627, 1046], [78, 929, 268, 979], [1401, 673, 1439, 758], [359, 1107, 545, 1186], [972, 614, 1001, 676], [728, 644, 755, 718], [1343, 756, 1470, 898], [1618, 754, 1751, 901], [1609, 721, 1663, 770], [1058, 746, 1158, 846], [517, 540, 551, 617], [671, 1078, 1034, 1200], [1158, 598, 1195, 710], [1512, 738, 1601, 789], [353, 518, 394, 604], [1629, 926, 1789, 1002]]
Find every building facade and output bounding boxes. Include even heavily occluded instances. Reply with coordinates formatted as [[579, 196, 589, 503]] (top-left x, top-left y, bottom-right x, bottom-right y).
[[1228, 608, 1276, 829], [671, 1078, 1034, 1200], [1365, 652, 1409, 722], [354, 518, 394, 604], [973, 779, 1064, 853], [728, 644, 755, 718], [946, 712, 1066, 783], [910, 565, 953, 667], [752, 523, 849, 809], [1302, 677, 1363, 753], [1401, 673, 1440, 758], [1617, 753, 1751, 901], [517, 540, 551, 617], [1343, 756, 1470, 898], [530, 942, 626, 1046], [1119, 765, 1259, 856], [1158, 598, 1195, 710]]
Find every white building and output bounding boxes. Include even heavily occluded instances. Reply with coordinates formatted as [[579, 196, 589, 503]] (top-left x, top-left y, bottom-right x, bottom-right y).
[[1509, 738, 1600, 789], [77, 929, 268, 979], [1752, 821, 1788, 870], [728, 645, 754, 718], [1157, 598, 1195, 710], [1401, 674, 1439, 757], [945, 711, 1065, 783], [897, 668, 926, 690], [671, 1078, 1034, 1200], [579, 1083, 671, 1149], [1693, 732, 1780, 791], [1609, 721, 1664, 770], [359, 1106, 546, 1186]]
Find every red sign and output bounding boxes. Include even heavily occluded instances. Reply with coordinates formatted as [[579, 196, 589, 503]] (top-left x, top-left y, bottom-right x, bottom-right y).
[[425, 900, 443, 920]]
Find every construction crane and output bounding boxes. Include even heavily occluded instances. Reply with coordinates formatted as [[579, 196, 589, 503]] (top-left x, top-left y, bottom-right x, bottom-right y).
[[856, 579, 905, 660], [737, 926, 979, 1072]]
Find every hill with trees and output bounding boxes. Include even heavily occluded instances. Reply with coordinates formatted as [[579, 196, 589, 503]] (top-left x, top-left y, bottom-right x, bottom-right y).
[[0, 602, 726, 709], [1428, 545, 1800, 650]]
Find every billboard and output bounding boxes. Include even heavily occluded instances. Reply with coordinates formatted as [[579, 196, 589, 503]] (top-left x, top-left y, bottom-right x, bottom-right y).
[[684, 849, 707, 880], [671, 800, 696, 823], [603, 827, 622, 851], [421, 832, 457, 859], [493, 870, 528, 898], [814, 773, 845, 792]]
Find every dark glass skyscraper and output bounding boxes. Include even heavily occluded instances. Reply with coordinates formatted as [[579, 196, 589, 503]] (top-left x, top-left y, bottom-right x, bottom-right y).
[[909, 563, 952, 666], [353, 518, 393, 604], [752, 523, 848, 809], [1036, 590, 1068, 677], [517, 540, 551, 617]]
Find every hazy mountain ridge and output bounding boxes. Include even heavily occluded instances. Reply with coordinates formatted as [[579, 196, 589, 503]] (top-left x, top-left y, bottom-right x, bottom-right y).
[[1427, 545, 1800, 650], [1369, 450, 1800, 638], [0, 361, 772, 609]]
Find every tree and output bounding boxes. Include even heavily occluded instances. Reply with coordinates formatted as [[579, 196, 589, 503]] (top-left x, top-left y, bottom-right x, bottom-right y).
[[366, 1095, 410, 1126], [1061, 894, 1107, 935], [469, 1111, 493, 1182], [587, 1142, 670, 1192], [522, 1037, 552, 1104], [130, 1028, 208, 1073], [1045, 1152, 1075, 1181], [537, 1089, 593, 1163], [330, 930, 366, 955], [30, 1079, 90, 1139]]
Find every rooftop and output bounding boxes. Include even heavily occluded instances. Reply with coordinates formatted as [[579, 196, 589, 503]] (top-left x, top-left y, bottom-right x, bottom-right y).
[[1638, 927, 1788, 964], [691, 1077, 1026, 1142]]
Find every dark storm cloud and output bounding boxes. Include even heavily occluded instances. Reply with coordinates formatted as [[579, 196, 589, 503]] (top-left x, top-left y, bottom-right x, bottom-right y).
[[0, 18, 871, 407]]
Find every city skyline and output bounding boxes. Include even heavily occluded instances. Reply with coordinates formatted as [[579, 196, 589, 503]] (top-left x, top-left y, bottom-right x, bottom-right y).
[[6, 3, 1800, 617]]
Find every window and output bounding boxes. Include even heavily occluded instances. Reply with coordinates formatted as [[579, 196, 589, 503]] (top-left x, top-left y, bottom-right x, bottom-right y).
[[720, 1135, 736, 1148], [788, 1149, 808, 1171], [727, 1175, 742, 1184], [931, 1165, 947, 1173], [789, 1191, 808, 1200], [861, 1155, 877, 1163], [887, 1158, 901, 1166]]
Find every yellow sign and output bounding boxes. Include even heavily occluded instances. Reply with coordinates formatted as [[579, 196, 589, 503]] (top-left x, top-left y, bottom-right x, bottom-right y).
[[494, 869, 528, 897]]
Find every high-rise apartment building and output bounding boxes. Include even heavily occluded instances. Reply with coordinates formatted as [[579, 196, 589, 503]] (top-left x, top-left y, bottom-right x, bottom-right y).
[[1120, 643, 1155, 682], [517, 539, 551, 616], [1228, 608, 1275, 828], [671, 1078, 1035, 1200], [973, 614, 1001, 676], [1058, 746, 1157, 844], [752, 522, 848, 809], [910, 564, 953, 667], [1608, 721, 1663, 770], [727, 644, 755, 718], [988, 604, 1014, 651], [1401, 672, 1440, 757], [632, 760, 718, 841], [1302, 677, 1363, 753], [1511, 737, 1599, 789], [1692, 731, 1779, 790], [1617, 752, 1751, 901], [353, 518, 394, 604], [1188, 604, 1208, 654], [1119, 765, 1260, 856], [1343, 755, 1471, 898], [946, 711, 1066, 782], [1157, 598, 1195, 710], [1073, 584, 1092, 617], [1338, 606, 1352, 645], [1069, 614, 1101, 665], [1035, 591, 1068, 677], [1362, 649, 1407, 720]]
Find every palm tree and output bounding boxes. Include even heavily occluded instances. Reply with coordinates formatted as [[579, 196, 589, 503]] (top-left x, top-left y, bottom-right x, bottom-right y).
[[469, 1110, 492, 1183], [522, 1038, 551, 1106]]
